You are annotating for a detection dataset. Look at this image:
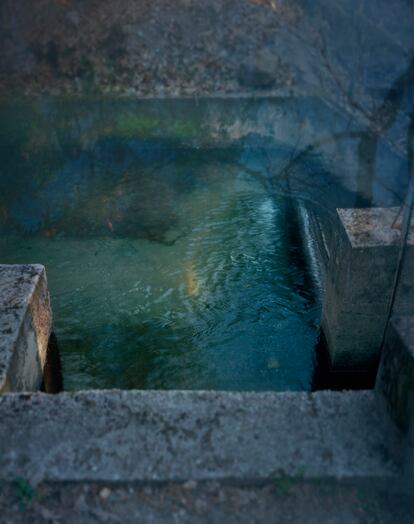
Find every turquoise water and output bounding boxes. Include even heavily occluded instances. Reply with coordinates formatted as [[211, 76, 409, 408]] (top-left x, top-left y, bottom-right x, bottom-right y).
[[0, 98, 321, 390]]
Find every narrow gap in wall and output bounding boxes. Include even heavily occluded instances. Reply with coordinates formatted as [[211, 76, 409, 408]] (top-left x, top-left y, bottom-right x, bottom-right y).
[[312, 333, 378, 391], [41, 332, 63, 394]]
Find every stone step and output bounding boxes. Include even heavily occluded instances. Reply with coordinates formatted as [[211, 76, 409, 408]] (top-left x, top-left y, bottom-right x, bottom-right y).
[[0, 390, 398, 484]]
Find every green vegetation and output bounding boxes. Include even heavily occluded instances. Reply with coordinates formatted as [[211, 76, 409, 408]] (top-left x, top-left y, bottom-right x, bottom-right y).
[[12, 478, 36, 511], [272, 469, 305, 496], [107, 109, 203, 142]]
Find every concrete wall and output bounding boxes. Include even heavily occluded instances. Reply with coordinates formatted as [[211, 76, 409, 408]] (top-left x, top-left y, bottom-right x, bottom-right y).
[[321, 208, 414, 370]]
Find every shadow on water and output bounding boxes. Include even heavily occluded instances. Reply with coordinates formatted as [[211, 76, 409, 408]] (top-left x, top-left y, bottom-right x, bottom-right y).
[[60, 320, 211, 391]]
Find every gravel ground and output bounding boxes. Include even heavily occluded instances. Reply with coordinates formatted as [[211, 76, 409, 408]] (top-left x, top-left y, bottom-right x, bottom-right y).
[[0, 0, 301, 96], [1, 0, 412, 135], [1, 479, 413, 524]]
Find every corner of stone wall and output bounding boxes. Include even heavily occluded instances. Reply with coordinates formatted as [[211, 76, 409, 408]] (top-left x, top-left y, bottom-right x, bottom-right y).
[[0, 264, 52, 392]]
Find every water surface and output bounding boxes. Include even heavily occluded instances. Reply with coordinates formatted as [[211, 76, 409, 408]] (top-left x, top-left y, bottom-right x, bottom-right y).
[[0, 98, 325, 390]]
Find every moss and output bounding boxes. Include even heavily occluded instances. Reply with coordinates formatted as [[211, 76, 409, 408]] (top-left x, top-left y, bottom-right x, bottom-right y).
[[357, 490, 383, 524], [110, 111, 202, 142], [12, 478, 36, 512], [272, 469, 305, 496]]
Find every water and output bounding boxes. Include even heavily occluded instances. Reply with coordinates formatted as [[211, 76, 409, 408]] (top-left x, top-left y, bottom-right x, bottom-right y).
[[0, 98, 324, 391]]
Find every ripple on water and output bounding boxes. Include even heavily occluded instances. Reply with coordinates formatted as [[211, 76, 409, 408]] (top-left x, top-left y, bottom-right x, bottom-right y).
[[0, 153, 321, 390]]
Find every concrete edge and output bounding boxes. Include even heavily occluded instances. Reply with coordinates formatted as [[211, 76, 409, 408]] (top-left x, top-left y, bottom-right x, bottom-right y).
[[0, 389, 399, 484], [0, 264, 52, 392]]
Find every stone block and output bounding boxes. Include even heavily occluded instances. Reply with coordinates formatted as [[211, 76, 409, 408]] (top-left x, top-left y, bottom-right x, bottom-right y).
[[0, 264, 52, 392], [321, 207, 414, 369], [0, 390, 398, 483]]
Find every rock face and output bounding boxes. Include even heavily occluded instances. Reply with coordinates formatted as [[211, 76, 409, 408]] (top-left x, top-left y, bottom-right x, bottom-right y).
[[0, 264, 52, 392]]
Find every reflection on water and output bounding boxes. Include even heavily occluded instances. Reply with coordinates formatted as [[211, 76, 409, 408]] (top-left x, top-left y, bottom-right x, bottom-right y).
[[0, 98, 322, 390]]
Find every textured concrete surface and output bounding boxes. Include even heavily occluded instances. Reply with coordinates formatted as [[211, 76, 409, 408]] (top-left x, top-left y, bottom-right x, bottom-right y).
[[338, 208, 414, 248], [0, 390, 398, 484], [376, 316, 414, 476], [322, 208, 414, 370], [0, 264, 52, 392]]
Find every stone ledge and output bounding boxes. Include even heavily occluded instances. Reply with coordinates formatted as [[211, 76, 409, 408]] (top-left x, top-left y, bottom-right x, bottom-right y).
[[2, 478, 412, 524], [0, 264, 52, 392], [338, 207, 414, 248], [0, 390, 398, 484]]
